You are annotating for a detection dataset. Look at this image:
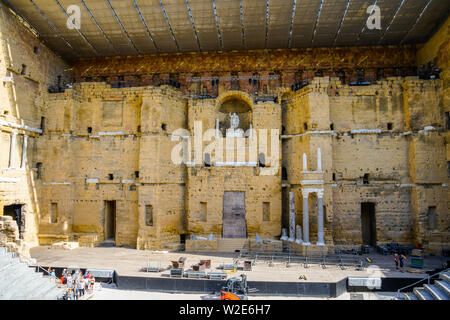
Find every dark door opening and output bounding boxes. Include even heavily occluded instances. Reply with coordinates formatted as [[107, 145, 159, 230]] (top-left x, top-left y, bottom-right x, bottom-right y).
[[361, 202, 376, 246], [222, 192, 246, 238], [3, 204, 24, 239], [104, 201, 116, 241]]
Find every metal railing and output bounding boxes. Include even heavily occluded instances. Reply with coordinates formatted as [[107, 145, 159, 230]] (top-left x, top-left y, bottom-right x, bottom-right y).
[[396, 267, 449, 300]]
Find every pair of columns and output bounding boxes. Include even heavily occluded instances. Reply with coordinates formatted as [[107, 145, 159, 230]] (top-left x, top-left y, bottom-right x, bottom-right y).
[[288, 189, 325, 246], [302, 189, 325, 245]]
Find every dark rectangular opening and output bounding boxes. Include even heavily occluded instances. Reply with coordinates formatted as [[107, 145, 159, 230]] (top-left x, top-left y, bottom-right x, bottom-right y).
[[427, 206, 437, 231], [40, 117, 45, 135], [104, 200, 116, 241], [36, 162, 42, 179], [3, 204, 24, 239], [361, 202, 376, 246], [145, 205, 153, 226], [363, 173, 370, 185]]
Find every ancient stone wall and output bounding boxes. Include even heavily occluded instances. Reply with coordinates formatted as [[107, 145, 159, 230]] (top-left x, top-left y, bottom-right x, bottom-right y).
[[0, 2, 71, 245]]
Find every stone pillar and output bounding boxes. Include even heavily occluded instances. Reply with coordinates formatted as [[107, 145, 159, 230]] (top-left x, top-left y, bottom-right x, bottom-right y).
[[302, 190, 310, 245], [302, 153, 307, 171], [216, 118, 220, 138], [317, 190, 325, 245], [289, 192, 295, 241], [21, 135, 28, 169], [280, 228, 288, 240], [317, 148, 322, 172], [295, 225, 303, 244], [9, 132, 17, 168]]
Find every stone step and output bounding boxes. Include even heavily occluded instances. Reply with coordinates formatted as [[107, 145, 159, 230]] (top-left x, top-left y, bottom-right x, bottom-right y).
[[32, 286, 64, 300], [440, 272, 450, 284], [424, 284, 449, 300], [0, 263, 28, 283], [0, 264, 31, 292], [0, 256, 19, 270], [101, 240, 116, 247], [20, 276, 54, 299], [217, 238, 247, 252], [414, 287, 435, 300], [0, 246, 63, 300], [1, 271, 44, 299], [404, 292, 419, 300], [435, 280, 450, 297]]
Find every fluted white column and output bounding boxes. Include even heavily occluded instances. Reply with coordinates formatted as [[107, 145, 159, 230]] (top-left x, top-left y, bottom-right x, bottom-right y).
[[302, 190, 310, 245], [317, 148, 322, 172], [295, 225, 303, 244], [289, 192, 295, 241], [9, 132, 17, 168], [302, 153, 307, 171], [21, 135, 28, 169], [215, 118, 220, 138], [317, 190, 325, 246]]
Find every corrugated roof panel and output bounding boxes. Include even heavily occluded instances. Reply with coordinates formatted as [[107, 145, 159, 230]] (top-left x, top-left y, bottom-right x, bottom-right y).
[[267, 0, 293, 49], [189, 0, 220, 51], [215, 0, 243, 50], [242, 0, 266, 49], [291, 0, 322, 47], [135, 0, 179, 53], [163, 0, 199, 52]]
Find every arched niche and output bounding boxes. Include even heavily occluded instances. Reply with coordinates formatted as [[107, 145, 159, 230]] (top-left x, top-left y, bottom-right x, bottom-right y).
[[215, 91, 253, 135]]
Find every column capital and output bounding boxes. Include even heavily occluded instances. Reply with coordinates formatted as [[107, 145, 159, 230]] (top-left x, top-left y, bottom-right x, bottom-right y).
[[317, 189, 324, 198], [302, 189, 309, 198]]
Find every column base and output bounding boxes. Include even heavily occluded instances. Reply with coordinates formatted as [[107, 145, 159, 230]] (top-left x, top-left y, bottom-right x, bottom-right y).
[[295, 239, 303, 244], [302, 242, 311, 245], [316, 242, 325, 246], [288, 237, 295, 242]]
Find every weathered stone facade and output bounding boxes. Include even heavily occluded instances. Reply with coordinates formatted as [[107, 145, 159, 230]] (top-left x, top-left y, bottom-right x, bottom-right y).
[[0, 3, 448, 254]]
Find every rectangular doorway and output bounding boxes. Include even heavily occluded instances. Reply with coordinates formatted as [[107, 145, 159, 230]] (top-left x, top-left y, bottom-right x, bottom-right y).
[[104, 201, 116, 241], [222, 191, 246, 238], [361, 202, 376, 246], [3, 204, 24, 238]]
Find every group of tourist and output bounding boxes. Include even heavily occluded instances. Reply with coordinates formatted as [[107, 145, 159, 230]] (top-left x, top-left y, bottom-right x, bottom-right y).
[[47, 267, 96, 300]]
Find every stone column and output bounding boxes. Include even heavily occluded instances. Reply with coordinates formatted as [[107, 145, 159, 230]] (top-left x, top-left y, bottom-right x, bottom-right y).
[[295, 225, 303, 244], [302, 153, 307, 171], [317, 189, 325, 246], [215, 118, 220, 138], [317, 148, 322, 172], [302, 190, 310, 245], [289, 192, 295, 241], [280, 228, 288, 240], [21, 135, 28, 169], [9, 132, 17, 168]]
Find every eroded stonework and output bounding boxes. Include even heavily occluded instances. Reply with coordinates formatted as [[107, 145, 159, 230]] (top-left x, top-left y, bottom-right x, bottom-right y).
[[0, 2, 448, 254]]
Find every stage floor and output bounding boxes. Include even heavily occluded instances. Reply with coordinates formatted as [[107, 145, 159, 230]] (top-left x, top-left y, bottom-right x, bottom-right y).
[[30, 246, 447, 283]]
